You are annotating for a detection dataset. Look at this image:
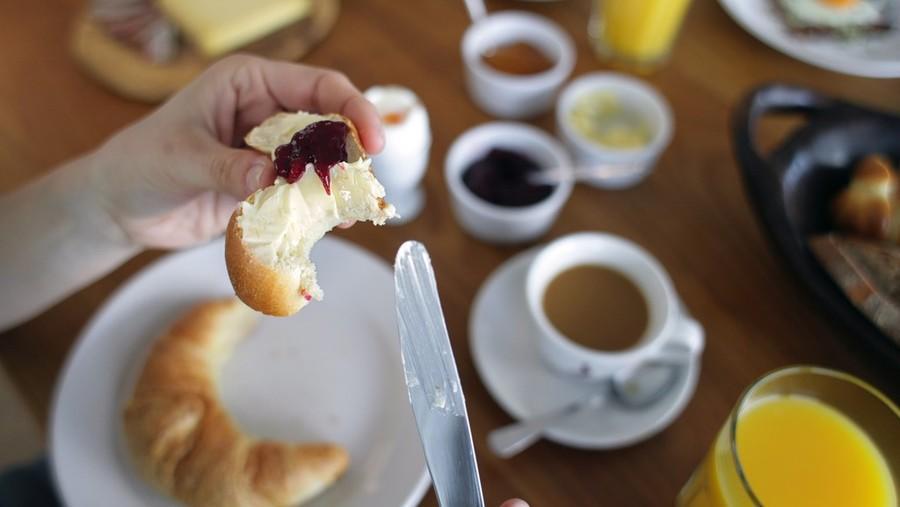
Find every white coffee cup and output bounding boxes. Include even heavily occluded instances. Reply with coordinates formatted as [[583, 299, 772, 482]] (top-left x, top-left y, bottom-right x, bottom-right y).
[[526, 232, 704, 380]]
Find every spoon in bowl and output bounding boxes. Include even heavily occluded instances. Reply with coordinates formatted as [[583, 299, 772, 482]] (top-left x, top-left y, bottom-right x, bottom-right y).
[[527, 162, 645, 186], [487, 360, 680, 458]]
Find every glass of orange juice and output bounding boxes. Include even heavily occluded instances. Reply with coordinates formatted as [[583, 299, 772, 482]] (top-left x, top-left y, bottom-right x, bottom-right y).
[[589, 0, 693, 70], [678, 366, 899, 507]]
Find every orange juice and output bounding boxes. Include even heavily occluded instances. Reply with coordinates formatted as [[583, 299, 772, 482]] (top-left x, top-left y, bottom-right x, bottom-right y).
[[591, 0, 692, 66], [680, 395, 897, 507], [738, 396, 895, 506]]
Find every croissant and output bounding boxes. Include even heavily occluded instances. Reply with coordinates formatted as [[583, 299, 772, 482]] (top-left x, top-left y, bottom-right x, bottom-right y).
[[123, 298, 349, 507], [833, 155, 900, 244]]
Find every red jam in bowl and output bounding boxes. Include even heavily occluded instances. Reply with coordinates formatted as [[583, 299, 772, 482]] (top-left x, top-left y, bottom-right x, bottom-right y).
[[273, 120, 349, 194]]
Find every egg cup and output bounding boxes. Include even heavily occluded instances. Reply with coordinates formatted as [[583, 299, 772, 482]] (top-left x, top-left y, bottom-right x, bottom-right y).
[[365, 85, 431, 225]]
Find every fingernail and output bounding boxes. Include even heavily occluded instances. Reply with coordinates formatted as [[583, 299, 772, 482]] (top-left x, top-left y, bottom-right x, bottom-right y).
[[245, 162, 265, 194], [369, 124, 385, 154]]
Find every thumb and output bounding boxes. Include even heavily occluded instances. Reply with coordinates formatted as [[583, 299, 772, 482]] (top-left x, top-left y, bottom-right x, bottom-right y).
[[190, 143, 274, 199]]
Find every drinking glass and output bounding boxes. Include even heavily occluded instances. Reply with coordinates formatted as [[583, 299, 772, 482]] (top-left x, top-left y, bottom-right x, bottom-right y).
[[589, 0, 693, 71], [677, 366, 899, 507]]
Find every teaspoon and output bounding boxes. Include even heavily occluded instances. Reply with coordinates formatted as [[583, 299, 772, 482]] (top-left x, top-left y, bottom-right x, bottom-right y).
[[487, 361, 680, 458]]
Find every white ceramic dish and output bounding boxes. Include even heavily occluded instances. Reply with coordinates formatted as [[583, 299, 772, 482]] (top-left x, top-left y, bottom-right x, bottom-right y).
[[556, 72, 673, 189], [50, 237, 429, 507], [445, 122, 574, 244], [718, 0, 900, 78], [462, 10, 575, 119], [470, 247, 701, 449]]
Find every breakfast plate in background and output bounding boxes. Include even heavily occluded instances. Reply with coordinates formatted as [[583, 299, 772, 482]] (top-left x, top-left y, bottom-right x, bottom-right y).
[[469, 247, 701, 450], [717, 0, 900, 78], [50, 237, 429, 507]]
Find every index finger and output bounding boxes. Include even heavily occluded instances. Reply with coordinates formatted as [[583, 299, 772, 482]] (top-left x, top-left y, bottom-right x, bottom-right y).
[[255, 60, 385, 154]]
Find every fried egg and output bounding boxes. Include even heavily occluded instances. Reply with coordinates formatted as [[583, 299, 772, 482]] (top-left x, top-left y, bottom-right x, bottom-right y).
[[778, 0, 888, 27]]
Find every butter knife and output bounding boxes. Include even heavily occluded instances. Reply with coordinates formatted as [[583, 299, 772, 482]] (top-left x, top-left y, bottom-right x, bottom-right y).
[[395, 241, 485, 507]]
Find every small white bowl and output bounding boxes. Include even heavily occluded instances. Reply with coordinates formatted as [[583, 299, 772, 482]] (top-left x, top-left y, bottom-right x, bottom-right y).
[[445, 122, 573, 244], [462, 11, 575, 119], [556, 73, 673, 189]]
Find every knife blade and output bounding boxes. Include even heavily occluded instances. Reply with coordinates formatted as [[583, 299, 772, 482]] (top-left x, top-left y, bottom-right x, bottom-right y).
[[394, 241, 485, 507]]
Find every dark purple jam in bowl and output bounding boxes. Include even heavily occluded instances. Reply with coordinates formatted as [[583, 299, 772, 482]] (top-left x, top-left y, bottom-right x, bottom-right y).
[[461, 148, 555, 207]]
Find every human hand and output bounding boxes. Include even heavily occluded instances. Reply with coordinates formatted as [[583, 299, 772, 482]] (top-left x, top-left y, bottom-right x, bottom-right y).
[[88, 54, 383, 250]]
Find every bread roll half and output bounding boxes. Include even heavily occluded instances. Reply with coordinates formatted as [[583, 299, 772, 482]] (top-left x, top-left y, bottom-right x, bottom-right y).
[[226, 112, 396, 316]]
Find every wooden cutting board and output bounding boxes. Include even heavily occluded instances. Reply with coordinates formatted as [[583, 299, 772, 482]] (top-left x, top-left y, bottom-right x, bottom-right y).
[[70, 0, 340, 103]]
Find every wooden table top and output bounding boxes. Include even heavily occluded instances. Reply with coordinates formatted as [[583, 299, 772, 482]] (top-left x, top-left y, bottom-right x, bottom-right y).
[[1, 0, 898, 505]]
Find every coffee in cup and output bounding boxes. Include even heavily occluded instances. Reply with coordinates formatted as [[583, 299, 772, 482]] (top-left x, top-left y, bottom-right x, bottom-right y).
[[542, 264, 649, 352]]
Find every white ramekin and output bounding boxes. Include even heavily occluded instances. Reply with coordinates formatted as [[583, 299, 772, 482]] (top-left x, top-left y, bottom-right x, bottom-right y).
[[462, 11, 575, 120], [556, 72, 673, 189], [445, 122, 573, 244]]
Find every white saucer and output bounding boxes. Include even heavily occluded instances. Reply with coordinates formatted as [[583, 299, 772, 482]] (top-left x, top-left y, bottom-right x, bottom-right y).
[[469, 247, 701, 449]]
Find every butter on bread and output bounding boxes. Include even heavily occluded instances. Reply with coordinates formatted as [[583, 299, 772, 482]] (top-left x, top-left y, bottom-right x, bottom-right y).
[[226, 112, 396, 316], [833, 155, 900, 244], [123, 298, 349, 507], [156, 0, 312, 57]]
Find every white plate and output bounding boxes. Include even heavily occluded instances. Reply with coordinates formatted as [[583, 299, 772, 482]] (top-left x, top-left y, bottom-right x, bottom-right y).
[[50, 237, 429, 507], [718, 0, 900, 78], [469, 248, 700, 449]]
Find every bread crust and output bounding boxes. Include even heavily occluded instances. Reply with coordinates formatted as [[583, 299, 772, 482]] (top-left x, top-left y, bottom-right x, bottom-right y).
[[834, 155, 899, 243], [225, 210, 305, 316], [122, 299, 349, 507], [226, 112, 380, 316]]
